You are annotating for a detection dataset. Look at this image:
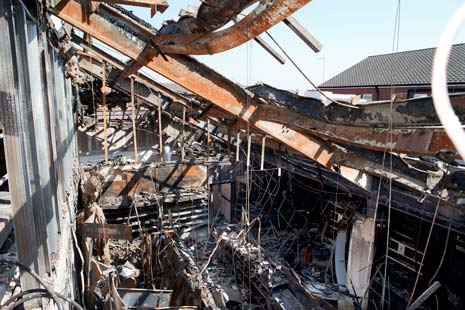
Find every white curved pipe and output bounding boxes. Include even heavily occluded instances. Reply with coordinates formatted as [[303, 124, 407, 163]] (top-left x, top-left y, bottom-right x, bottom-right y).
[[432, 2, 465, 160]]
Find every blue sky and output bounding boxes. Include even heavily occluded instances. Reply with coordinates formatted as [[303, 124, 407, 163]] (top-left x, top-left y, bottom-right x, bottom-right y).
[[130, 0, 465, 90]]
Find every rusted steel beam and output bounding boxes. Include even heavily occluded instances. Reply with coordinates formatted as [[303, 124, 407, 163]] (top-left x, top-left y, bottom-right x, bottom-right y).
[[254, 36, 286, 64], [96, 4, 158, 37], [194, 0, 256, 33], [115, 40, 157, 81], [252, 105, 455, 155], [207, 118, 211, 158], [157, 93, 164, 161], [153, 0, 313, 55], [181, 106, 186, 161], [283, 16, 322, 52], [99, 165, 208, 196]]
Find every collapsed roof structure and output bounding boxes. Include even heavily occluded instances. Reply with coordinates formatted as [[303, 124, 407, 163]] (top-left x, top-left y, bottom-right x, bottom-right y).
[[0, 0, 464, 309]]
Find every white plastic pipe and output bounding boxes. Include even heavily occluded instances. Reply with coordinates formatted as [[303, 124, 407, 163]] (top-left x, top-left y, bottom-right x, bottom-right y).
[[432, 2, 465, 160]]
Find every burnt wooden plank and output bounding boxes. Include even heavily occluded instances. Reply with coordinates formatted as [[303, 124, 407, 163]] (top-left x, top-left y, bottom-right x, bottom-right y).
[[81, 223, 133, 240]]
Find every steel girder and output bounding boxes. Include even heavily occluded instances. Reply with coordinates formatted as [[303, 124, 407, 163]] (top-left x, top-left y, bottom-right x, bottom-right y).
[[153, 0, 312, 55]]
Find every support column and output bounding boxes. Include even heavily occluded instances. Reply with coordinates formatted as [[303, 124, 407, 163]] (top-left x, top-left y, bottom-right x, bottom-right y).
[[346, 213, 376, 309], [206, 118, 211, 159], [181, 106, 185, 161], [157, 93, 163, 161], [130, 77, 139, 163], [236, 131, 241, 162], [260, 136, 266, 171], [227, 127, 231, 161], [102, 61, 109, 164]]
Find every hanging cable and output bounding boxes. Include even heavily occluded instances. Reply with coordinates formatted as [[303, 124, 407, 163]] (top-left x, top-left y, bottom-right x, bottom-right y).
[[381, 1, 401, 308], [0, 259, 87, 310]]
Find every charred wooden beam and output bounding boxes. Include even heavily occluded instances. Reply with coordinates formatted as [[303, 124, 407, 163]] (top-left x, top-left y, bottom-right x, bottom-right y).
[[81, 223, 133, 240]]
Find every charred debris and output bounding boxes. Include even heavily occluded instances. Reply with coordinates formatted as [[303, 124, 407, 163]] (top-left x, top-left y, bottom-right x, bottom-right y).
[[0, 0, 465, 309]]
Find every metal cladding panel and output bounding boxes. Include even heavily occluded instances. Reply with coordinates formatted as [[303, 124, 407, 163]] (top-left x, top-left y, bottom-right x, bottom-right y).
[[25, 19, 59, 252]]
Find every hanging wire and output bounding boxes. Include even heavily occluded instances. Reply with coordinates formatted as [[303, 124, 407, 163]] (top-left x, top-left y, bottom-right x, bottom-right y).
[[0, 259, 87, 310], [264, 31, 358, 108], [359, 0, 401, 306], [381, 1, 401, 308]]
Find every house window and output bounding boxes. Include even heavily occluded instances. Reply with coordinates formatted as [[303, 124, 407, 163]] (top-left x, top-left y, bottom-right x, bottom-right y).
[[413, 93, 428, 98], [362, 94, 373, 101]]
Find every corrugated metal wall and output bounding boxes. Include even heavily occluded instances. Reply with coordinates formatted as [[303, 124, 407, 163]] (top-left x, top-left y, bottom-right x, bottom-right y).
[[0, 0, 77, 300]]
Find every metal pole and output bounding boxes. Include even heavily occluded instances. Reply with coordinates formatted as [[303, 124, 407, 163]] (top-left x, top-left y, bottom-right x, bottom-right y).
[[227, 127, 231, 160], [236, 131, 241, 162], [260, 136, 266, 170], [207, 118, 211, 159], [102, 60, 109, 164], [130, 77, 139, 163], [158, 93, 163, 162], [181, 106, 186, 161]]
